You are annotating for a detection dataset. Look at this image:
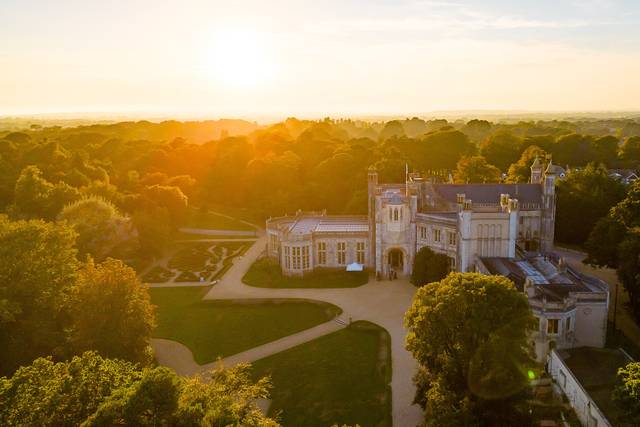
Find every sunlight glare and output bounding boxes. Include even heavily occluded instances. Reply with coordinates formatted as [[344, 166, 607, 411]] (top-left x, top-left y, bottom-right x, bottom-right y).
[[205, 28, 277, 90]]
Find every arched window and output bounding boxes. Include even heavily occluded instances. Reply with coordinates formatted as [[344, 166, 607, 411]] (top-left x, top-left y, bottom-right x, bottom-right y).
[[393, 208, 399, 221]]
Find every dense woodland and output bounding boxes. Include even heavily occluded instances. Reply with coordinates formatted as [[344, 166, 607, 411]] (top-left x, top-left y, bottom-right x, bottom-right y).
[[1, 116, 640, 425], [1, 116, 639, 222]]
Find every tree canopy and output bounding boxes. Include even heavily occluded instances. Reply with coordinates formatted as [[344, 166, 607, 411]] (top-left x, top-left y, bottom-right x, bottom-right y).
[[405, 273, 535, 426], [69, 258, 156, 364], [0, 352, 279, 427], [410, 247, 451, 286], [0, 216, 79, 375], [586, 180, 640, 320], [555, 163, 626, 246], [613, 362, 640, 426], [454, 156, 501, 184]]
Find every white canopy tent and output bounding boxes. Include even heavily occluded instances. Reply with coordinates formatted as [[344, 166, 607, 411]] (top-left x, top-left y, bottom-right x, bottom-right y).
[[346, 262, 364, 272]]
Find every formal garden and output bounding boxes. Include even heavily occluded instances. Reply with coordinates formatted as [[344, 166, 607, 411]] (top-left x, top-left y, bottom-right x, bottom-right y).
[[145, 209, 392, 426], [243, 257, 369, 289], [141, 240, 252, 283]]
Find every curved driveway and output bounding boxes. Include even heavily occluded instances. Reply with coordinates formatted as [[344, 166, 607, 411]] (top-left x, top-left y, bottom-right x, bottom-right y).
[[154, 233, 423, 426]]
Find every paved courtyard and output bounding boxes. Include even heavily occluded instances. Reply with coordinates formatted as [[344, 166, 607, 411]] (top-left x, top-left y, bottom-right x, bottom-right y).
[[152, 233, 423, 427]]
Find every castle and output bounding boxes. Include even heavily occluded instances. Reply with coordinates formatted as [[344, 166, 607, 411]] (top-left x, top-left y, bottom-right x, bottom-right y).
[[267, 157, 558, 278], [266, 158, 610, 361]]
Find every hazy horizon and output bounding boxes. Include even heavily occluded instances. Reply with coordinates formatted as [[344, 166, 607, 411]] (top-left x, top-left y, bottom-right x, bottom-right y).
[[3, 0, 640, 116]]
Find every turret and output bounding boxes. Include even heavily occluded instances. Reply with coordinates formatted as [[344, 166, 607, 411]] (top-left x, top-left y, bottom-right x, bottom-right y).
[[530, 156, 543, 184], [367, 166, 379, 276], [540, 157, 557, 252]]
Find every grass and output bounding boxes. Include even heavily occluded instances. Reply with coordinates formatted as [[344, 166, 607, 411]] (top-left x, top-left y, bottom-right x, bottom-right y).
[[185, 207, 255, 231], [251, 321, 392, 427], [149, 286, 342, 364], [174, 271, 200, 282], [243, 258, 369, 289], [142, 266, 174, 283]]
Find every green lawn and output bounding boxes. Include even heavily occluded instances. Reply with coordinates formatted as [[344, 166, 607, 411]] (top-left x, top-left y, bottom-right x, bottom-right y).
[[243, 258, 369, 289], [149, 286, 342, 364], [185, 208, 256, 231], [252, 321, 392, 427]]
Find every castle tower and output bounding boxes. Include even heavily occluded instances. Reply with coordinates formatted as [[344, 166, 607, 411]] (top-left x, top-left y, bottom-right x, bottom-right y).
[[367, 166, 379, 273], [530, 156, 543, 184], [540, 157, 557, 252]]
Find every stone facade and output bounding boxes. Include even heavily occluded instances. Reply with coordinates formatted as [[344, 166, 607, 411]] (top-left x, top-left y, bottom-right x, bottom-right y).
[[266, 159, 609, 361], [268, 159, 558, 277]]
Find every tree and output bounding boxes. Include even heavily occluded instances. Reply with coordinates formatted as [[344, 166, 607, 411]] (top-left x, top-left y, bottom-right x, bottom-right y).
[[410, 247, 450, 286], [585, 216, 628, 268], [405, 273, 535, 426], [140, 184, 188, 226], [0, 354, 279, 426], [555, 163, 626, 245], [507, 146, 547, 183], [551, 133, 596, 167], [620, 136, 640, 165], [586, 180, 640, 320], [0, 352, 141, 426], [11, 165, 80, 220], [592, 135, 619, 166], [132, 207, 172, 258], [85, 366, 181, 426], [480, 132, 521, 171], [454, 156, 501, 184], [0, 216, 79, 375], [613, 362, 640, 426], [70, 258, 156, 365], [616, 232, 640, 321], [59, 196, 132, 259], [175, 364, 278, 426], [11, 165, 53, 219], [379, 120, 406, 140]]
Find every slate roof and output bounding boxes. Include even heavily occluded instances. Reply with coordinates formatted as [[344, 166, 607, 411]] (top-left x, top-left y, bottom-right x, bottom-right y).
[[433, 183, 542, 205], [285, 215, 369, 235]]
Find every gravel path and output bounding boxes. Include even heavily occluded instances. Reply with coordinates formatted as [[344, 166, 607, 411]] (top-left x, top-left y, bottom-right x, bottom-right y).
[[153, 233, 423, 426]]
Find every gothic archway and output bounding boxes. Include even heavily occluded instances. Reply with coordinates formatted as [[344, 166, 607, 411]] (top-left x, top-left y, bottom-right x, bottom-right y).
[[388, 248, 404, 270]]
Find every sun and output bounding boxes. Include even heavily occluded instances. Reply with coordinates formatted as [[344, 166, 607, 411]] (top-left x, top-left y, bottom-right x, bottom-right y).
[[205, 28, 277, 90]]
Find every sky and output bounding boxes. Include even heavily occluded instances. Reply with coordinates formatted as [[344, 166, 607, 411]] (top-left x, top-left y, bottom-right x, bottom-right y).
[[2, 0, 640, 119]]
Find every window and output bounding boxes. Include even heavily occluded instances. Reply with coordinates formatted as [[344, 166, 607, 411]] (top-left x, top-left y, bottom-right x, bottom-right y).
[[292, 247, 301, 270], [433, 229, 441, 243], [270, 234, 278, 251], [337, 242, 346, 265], [565, 317, 571, 332], [534, 316, 541, 332], [449, 257, 456, 271], [317, 242, 326, 265], [302, 246, 310, 269], [559, 370, 567, 388], [284, 246, 290, 269], [419, 226, 427, 239], [448, 231, 456, 246], [393, 208, 399, 221], [519, 216, 524, 225], [547, 318, 559, 334], [356, 242, 365, 264]]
